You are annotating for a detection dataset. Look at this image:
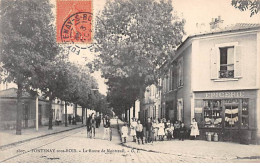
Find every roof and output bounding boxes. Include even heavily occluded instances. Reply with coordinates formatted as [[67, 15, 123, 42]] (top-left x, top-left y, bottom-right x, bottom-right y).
[[192, 23, 260, 36], [176, 23, 260, 54], [0, 88, 32, 98]]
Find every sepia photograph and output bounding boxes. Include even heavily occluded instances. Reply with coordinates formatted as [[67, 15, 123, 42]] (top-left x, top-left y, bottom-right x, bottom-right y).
[[0, 0, 260, 163]]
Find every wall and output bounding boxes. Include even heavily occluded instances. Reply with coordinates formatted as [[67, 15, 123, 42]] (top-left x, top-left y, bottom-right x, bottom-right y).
[[192, 32, 258, 91], [0, 97, 64, 130], [176, 45, 192, 127]]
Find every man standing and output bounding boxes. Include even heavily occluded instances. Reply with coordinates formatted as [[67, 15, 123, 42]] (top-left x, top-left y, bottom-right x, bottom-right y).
[[145, 117, 153, 143], [68, 115, 72, 125]]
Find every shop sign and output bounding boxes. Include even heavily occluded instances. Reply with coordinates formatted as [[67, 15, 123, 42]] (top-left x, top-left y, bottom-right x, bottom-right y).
[[205, 91, 244, 99], [194, 107, 203, 113]]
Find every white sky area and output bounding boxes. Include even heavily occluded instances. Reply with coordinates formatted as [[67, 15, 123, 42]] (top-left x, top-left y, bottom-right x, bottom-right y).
[[5, 0, 259, 95]]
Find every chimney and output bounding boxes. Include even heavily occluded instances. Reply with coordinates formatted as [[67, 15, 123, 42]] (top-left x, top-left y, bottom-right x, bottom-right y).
[[195, 22, 207, 33], [210, 15, 224, 30]]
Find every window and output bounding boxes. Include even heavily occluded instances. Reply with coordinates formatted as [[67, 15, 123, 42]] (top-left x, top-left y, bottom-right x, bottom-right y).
[[210, 42, 242, 80], [170, 69, 174, 90], [177, 58, 184, 87], [203, 100, 222, 128], [224, 99, 239, 128], [219, 47, 234, 78], [241, 99, 249, 129]]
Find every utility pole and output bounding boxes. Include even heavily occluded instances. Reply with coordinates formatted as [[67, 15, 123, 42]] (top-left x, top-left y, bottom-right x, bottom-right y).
[[75, 104, 77, 125]]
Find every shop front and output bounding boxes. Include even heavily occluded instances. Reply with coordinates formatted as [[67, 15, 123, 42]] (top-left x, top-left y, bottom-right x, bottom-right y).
[[194, 90, 257, 144]]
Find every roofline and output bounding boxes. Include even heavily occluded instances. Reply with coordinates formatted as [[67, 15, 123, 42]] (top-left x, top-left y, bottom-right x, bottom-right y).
[[171, 25, 260, 64]]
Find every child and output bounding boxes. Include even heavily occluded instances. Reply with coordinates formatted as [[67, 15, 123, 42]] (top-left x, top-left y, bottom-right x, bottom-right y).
[[136, 120, 144, 145], [190, 118, 200, 140], [130, 118, 137, 142], [167, 123, 174, 140], [158, 119, 165, 141], [121, 123, 129, 143], [179, 122, 186, 141]]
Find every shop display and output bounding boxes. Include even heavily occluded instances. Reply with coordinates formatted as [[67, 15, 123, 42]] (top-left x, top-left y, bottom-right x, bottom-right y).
[[224, 99, 239, 128], [203, 100, 222, 128]]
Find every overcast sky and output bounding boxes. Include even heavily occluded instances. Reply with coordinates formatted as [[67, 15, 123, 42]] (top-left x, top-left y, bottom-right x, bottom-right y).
[[67, 0, 260, 95]]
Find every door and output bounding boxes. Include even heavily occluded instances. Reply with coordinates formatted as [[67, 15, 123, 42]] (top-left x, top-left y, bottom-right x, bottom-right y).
[[223, 99, 240, 142]]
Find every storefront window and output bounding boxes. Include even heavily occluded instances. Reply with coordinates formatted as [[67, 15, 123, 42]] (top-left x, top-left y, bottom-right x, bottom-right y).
[[203, 100, 222, 128], [224, 99, 239, 128], [241, 99, 249, 129]]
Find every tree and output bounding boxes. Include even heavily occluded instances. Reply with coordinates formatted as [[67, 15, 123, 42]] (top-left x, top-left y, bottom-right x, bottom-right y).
[[92, 0, 185, 115], [231, 0, 260, 17], [0, 0, 59, 134]]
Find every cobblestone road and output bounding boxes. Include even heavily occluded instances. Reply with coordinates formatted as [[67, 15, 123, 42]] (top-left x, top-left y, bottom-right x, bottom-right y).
[[0, 120, 259, 163]]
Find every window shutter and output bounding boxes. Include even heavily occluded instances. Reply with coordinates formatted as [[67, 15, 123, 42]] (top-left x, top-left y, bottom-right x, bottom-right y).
[[234, 45, 242, 77], [210, 47, 219, 79]]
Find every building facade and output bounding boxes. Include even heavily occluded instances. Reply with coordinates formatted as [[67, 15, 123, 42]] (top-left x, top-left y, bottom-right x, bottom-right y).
[[141, 23, 260, 144], [0, 88, 65, 130]]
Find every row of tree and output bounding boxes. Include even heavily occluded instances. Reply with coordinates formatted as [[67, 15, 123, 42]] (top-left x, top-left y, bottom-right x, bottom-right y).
[[0, 0, 106, 135], [90, 0, 185, 118], [90, 0, 259, 118]]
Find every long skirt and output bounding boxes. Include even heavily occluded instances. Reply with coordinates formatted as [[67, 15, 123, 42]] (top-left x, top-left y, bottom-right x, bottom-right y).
[[158, 128, 165, 136], [130, 129, 136, 136]]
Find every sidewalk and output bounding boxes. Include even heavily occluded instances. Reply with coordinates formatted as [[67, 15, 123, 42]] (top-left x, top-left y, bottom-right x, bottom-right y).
[[117, 120, 260, 161], [0, 123, 85, 149]]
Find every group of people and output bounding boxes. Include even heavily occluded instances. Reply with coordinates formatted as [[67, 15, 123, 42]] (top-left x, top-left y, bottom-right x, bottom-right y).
[[86, 113, 111, 140], [121, 117, 199, 144], [68, 115, 77, 125]]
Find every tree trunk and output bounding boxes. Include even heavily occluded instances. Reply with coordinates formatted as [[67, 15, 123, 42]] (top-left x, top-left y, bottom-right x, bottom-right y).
[[75, 104, 77, 125], [133, 101, 136, 118], [48, 96, 54, 130], [85, 108, 88, 125], [65, 101, 68, 127], [128, 108, 131, 123], [82, 107, 84, 124], [16, 82, 22, 135], [125, 109, 127, 122]]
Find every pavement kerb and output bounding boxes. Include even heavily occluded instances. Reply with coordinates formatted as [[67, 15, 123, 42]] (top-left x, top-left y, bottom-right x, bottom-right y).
[[0, 124, 85, 150], [116, 121, 244, 161]]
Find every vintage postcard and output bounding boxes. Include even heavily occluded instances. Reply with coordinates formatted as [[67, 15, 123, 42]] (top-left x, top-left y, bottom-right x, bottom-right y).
[[0, 0, 260, 163]]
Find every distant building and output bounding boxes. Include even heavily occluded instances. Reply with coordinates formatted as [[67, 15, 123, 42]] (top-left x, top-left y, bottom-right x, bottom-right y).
[[0, 88, 64, 130]]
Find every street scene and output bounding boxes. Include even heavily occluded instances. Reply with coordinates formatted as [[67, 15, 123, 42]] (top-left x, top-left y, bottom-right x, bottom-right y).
[[1, 0, 260, 163], [0, 119, 260, 163]]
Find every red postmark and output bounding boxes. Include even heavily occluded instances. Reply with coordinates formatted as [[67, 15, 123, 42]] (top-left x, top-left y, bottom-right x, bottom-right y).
[[56, 0, 92, 44]]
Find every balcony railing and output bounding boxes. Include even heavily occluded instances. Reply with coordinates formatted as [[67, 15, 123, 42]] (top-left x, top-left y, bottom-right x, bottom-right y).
[[219, 70, 234, 78]]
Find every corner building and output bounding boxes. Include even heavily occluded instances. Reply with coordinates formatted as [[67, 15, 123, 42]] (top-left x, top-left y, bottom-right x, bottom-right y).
[[162, 23, 260, 144]]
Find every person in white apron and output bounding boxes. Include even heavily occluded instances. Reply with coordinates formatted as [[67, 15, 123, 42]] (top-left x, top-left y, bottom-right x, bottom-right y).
[[158, 119, 165, 141], [130, 118, 137, 142], [121, 122, 129, 143], [190, 118, 200, 139]]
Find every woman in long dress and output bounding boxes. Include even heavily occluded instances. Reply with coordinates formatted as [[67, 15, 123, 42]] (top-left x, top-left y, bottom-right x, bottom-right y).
[[130, 118, 137, 142], [158, 119, 165, 141], [190, 118, 200, 139]]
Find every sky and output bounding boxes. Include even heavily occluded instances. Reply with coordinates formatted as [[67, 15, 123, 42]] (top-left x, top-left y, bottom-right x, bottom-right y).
[[64, 0, 260, 95]]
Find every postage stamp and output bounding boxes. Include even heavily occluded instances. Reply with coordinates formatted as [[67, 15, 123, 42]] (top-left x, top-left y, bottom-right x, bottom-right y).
[[56, 0, 92, 45]]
